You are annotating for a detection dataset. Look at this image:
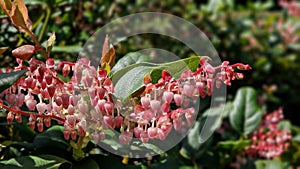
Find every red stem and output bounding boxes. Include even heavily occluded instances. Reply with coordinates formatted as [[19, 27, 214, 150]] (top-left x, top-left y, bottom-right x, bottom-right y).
[[2, 104, 65, 123]]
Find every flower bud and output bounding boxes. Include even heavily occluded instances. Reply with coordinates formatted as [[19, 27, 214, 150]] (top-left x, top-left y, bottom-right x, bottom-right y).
[[12, 45, 35, 60], [141, 96, 150, 109]]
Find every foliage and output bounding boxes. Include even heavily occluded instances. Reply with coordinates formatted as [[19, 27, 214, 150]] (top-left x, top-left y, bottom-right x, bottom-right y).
[[0, 0, 299, 168]]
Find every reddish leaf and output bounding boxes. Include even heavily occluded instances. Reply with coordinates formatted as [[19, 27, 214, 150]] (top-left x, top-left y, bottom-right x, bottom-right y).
[[100, 35, 115, 68], [12, 45, 36, 60], [0, 0, 12, 16]]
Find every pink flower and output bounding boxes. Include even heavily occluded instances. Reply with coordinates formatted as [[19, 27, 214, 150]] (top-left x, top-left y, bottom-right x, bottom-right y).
[[245, 107, 292, 159]]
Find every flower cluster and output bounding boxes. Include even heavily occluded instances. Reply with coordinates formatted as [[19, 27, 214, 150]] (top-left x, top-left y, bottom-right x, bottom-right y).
[[115, 57, 251, 144], [0, 56, 251, 145], [279, 0, 300, 17], [245, 107, 292, 159]]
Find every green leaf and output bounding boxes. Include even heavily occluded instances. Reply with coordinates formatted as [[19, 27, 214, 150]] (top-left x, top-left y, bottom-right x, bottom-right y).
[[180, 103, 232, 160], [278, 120, 292, 130], [255, 160, 284, 169], [111, 52, 153, 74], [229, 87, 263, 135], [0, 70, 27, 93], [73, 158, 99, 169], [111, 56, 201, 100], [46, 33, 56, 53], [0, 155, 70, 169], [216, 140, 251, 152], [140, 143, 165, 155], [51, 45, 82, 53], [33, 125, 69, 150]]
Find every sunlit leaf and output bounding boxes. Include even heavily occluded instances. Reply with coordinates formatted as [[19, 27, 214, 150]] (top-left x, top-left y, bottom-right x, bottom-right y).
[[0, 70, 27, 93], [229, 87, 263, 135]]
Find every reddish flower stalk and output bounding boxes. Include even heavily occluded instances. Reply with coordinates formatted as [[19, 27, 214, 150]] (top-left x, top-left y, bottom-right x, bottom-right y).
[[2, 104, 65, 123]]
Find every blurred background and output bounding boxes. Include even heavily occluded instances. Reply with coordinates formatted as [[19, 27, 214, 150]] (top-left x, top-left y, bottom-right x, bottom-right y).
[[0, 0, 300, 167]]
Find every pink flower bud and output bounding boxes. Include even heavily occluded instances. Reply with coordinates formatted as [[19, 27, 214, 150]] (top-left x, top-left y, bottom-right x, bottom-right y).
[[141, 96, 150, 109], [140, 131, 149, 143], [93, 133, 99, 143], [88, 88, 96, 99], [173, 118, 182, 131], [115, 116, 123, 128], [78, 125, 86, 137], [38, 66, 45, 78], [16, 93, 25, 107], [83, 77, 93, 87], [29, 121, 35, 130], [148, 127, 158, 139], [78, 101, 88, 114], [70, 95, 78, 106], [75, 70, 82, 84], [44, 118, 51, 128], [183, 84, 194, 96], [40, 89, 50, 99], [62, 64, 70, 77], [7, 112, 14, 124], [63, 130, 70, 140], [103, 115, 114, 128], [55, 96, 63, 106], [157, 128, 167, 140], [103, 78, 113, 92], [71, 130, 77, 140], [104, 102, 114, 115], [163, 91, 174, 104], [61, 94, 70, 109], [6, 93, 16, 105], [134, 127, 143, 138], [26, 99, 37, 111], [150, 100, 160, 112], [67, 105, 75, 115], [46, 58, 55, 68], [45, 74, 52, 85], [66, 115, 76, 128], [53, 102, 62, 113], [97, 88, 106, 99], [174, 94, 183, 106], [36, 102, 47, 114], [37, 121, 44, 132], [162, 70, 172, 82], [90, 98, 98, 107], [100, 131, 105, 140], [161, 103, 170, 112], [96, 99, 106, 113], [99, 70, 107, 79], [25, 77, 33, 88], [40, 80, 47, 89]]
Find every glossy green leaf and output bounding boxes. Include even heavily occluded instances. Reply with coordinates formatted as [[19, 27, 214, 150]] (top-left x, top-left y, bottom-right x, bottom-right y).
[[33, 125, 69, 150], [111, 52, 152, 74], [111, 56, 201, 100], [0, 70, 27, 93], [180, 103, 232, 159], [255, 160, 284, 169], [0, 155, 70, 169], [229, 87, 263, 135]]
